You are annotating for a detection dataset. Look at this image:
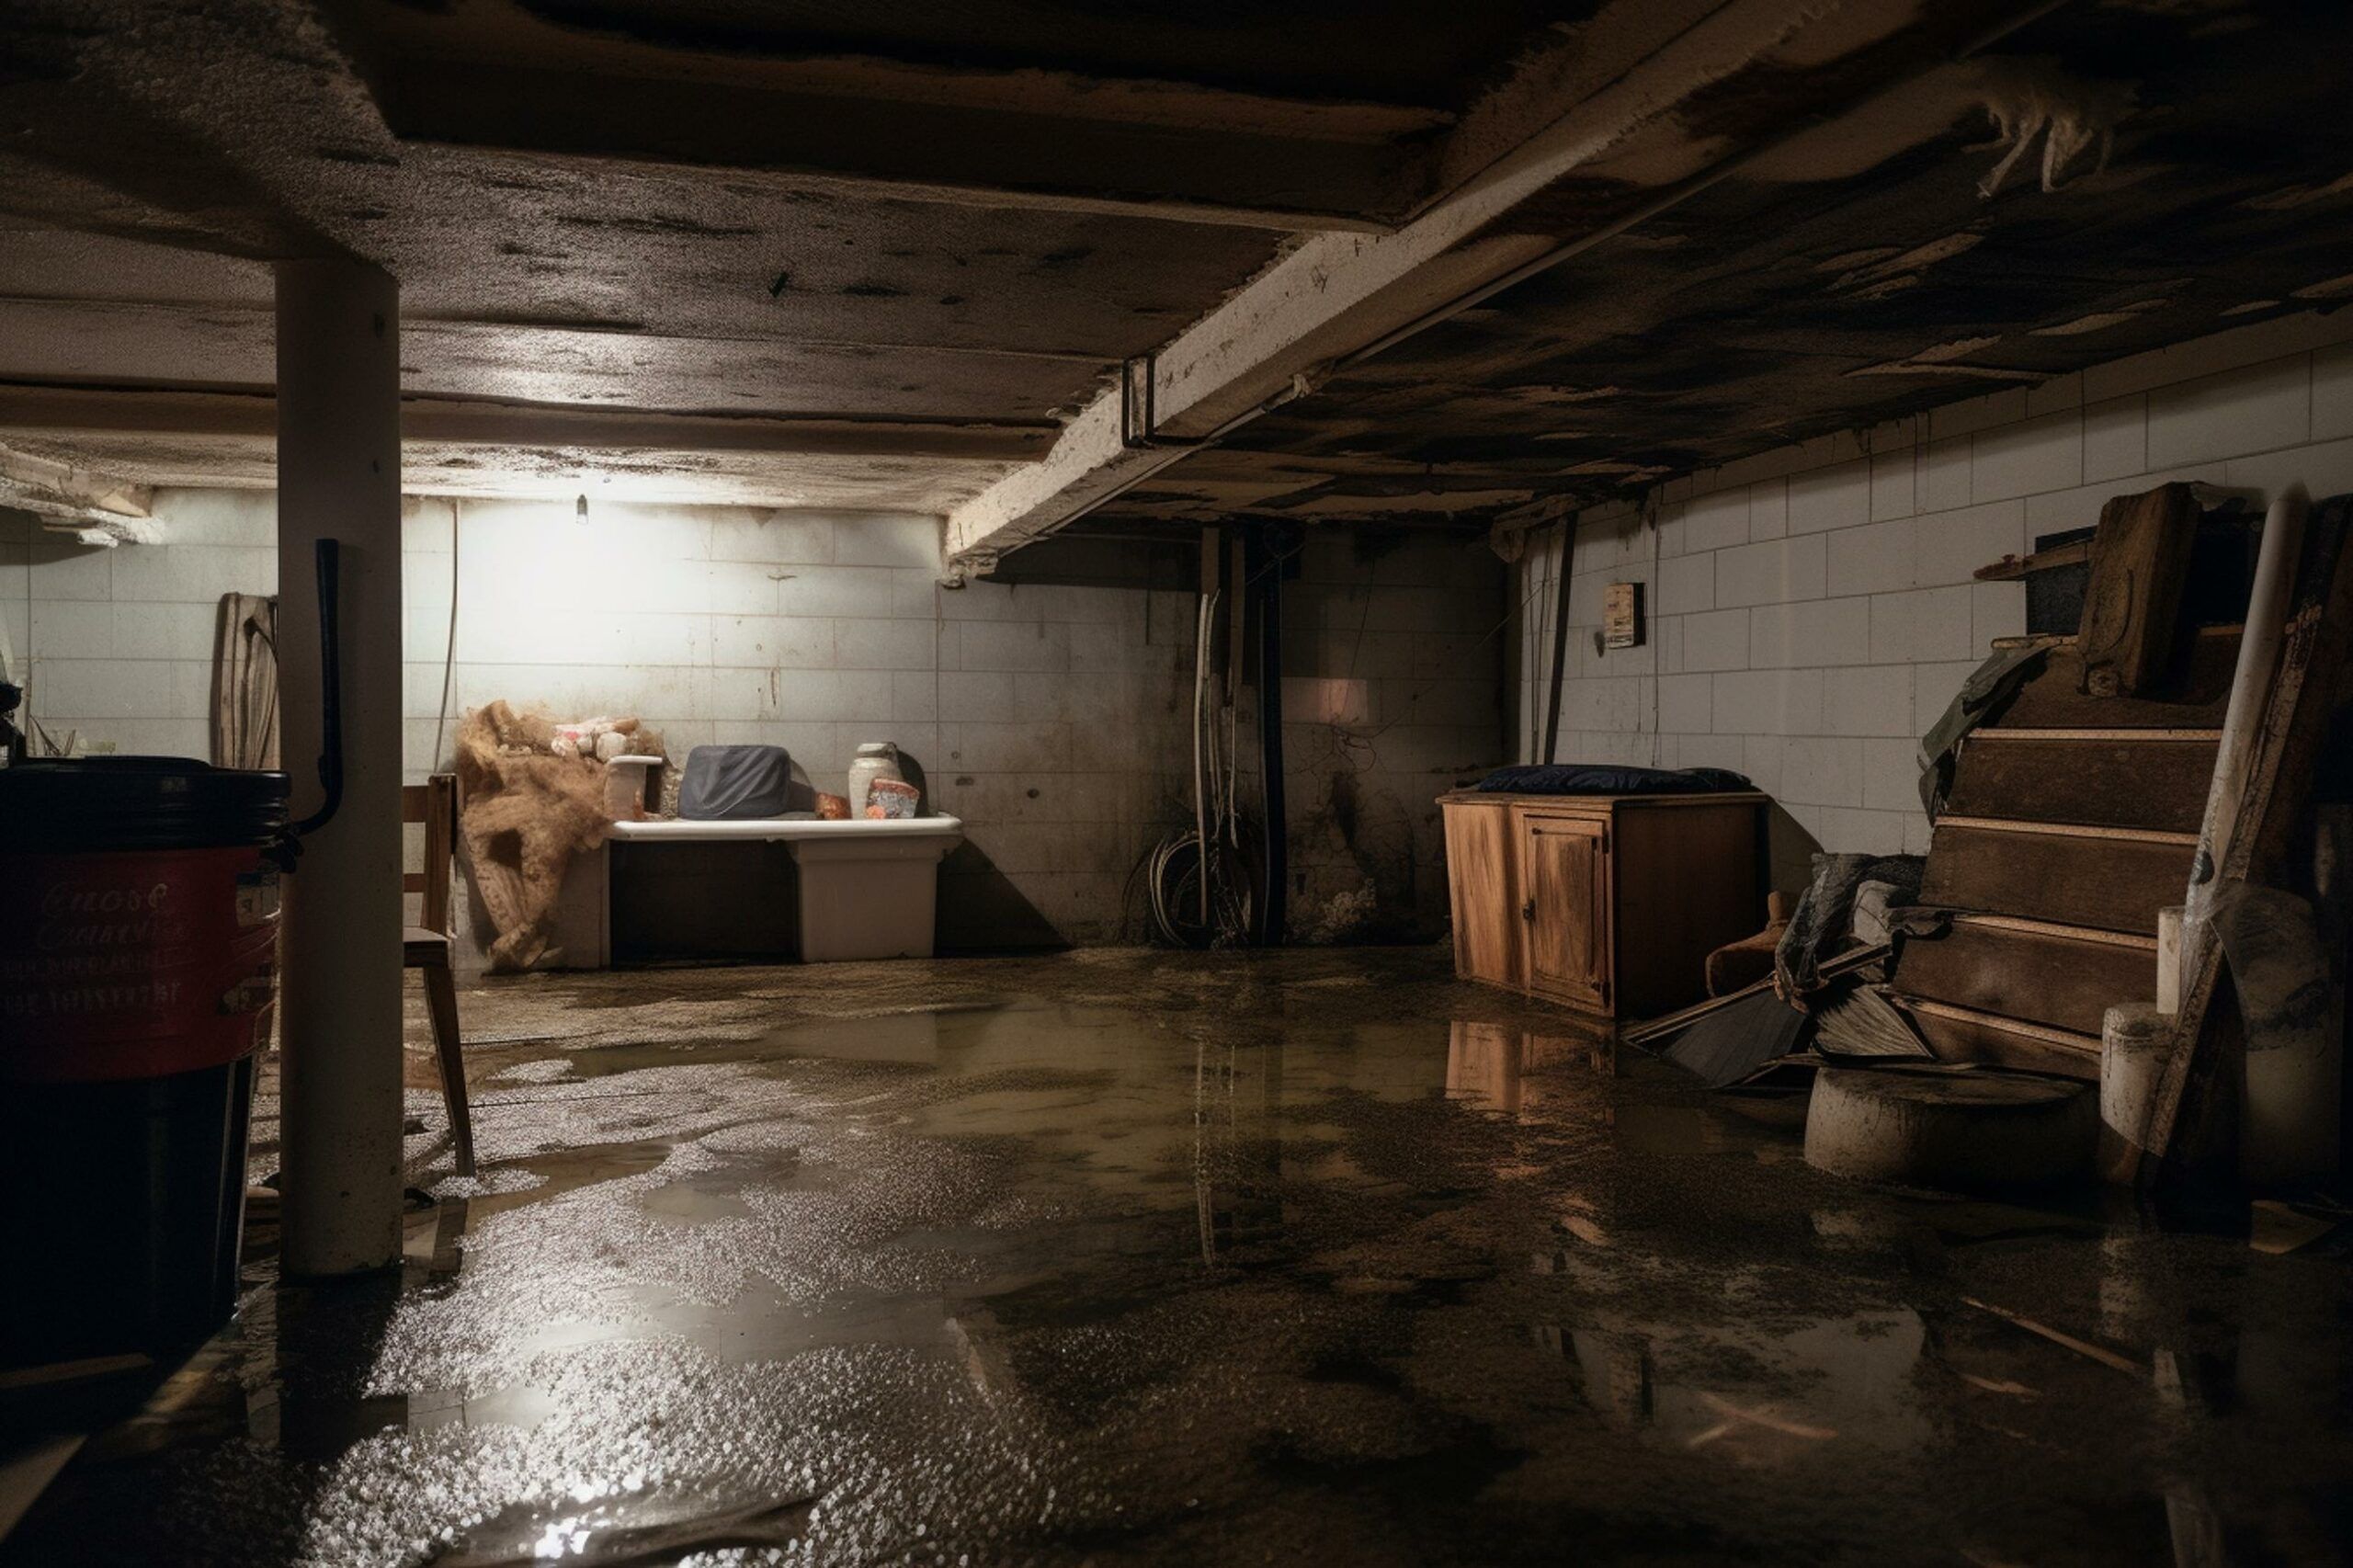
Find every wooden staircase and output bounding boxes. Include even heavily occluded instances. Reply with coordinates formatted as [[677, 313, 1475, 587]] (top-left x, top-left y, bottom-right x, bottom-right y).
[[1888, 627, 2237, 1080]]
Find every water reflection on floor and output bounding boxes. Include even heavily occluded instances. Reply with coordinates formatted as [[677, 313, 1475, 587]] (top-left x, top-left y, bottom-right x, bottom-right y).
[[7, 946, 2350, 1566]]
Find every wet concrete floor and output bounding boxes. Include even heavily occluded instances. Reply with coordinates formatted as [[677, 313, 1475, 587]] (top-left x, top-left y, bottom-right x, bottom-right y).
[[6, 946, 2351, 1565]]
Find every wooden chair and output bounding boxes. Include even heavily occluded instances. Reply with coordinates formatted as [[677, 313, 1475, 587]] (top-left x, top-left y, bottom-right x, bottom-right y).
[[404, 773, 476, 1176]]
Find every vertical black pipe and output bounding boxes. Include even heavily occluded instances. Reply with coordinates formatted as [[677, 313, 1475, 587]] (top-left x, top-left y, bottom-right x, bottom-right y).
[[1256, 528, 1288, 945], [289, 539, 344, 838], [1540, 523, 1573, 765]]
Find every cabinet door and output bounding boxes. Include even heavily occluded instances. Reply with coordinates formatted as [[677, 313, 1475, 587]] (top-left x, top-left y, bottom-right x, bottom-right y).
[[1522, 814, 1611, 1011], [1441, 801, 1522, 987]]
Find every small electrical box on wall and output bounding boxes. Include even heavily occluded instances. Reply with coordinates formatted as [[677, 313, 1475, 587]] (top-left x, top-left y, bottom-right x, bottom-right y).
[[1599, 581, 1644, 651]]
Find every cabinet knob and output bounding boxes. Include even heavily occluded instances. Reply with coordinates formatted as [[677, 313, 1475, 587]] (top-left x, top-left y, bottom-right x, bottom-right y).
[[1520, 899, 1536, 922]]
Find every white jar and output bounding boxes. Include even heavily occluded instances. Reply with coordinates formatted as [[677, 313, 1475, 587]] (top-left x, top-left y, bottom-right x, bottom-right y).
[[604, 754, 661, 821], [847, 741, 903, 818]]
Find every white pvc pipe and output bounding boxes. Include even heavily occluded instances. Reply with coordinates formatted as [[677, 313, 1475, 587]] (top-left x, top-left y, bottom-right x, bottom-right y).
[[1192, 589, 1216, 928], [2154, 906, 2185, 1015], [2100, 1002, 2169, 1186], [2178, 485, 2309, 981], [276, 259, 406, 1277]]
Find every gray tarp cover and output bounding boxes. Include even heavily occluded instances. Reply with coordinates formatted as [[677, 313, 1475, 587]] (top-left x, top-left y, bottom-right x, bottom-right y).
[[678, 744, 795, 820], [1774, 852, 1923, 997]]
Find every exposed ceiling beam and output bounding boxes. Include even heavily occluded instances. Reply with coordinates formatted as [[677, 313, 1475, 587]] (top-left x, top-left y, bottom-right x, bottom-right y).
[[0, 385, 1056, 463], [944, 0, 2064, 567], [327, 0, 1433, 232], [0, 296, 1115, 369], [0, 441, 159, 545]]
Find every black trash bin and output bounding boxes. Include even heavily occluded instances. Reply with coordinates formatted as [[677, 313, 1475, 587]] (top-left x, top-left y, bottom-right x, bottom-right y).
[[0, 757, 289, 1369]]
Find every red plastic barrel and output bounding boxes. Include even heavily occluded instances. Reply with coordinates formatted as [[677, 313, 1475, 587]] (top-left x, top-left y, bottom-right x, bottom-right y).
[[1, 757, 289, 1368]]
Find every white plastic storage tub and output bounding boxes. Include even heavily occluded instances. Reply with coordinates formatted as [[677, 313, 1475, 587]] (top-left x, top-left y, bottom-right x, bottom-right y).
[[603, 815, 962, 961]]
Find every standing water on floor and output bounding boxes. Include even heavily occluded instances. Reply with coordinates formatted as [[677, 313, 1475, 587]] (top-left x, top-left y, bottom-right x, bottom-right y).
[[5, 949, 2348, 1566]]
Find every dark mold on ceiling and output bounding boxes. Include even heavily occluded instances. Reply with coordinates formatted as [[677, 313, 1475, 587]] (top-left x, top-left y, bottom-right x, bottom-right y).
[[1096, 0, 2353, 530], [0, 1, 2348, 521]]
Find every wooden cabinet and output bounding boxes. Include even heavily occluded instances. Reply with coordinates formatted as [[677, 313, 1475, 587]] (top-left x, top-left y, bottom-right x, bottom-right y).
[[1439, 790, 1767, 1020]]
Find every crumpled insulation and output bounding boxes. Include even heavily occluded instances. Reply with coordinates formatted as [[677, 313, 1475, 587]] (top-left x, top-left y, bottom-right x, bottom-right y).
[[454, 700, 659, 971]]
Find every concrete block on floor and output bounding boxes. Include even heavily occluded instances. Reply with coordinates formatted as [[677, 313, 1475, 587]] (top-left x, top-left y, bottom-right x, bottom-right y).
[[1804, 1066, 2096, 1193]]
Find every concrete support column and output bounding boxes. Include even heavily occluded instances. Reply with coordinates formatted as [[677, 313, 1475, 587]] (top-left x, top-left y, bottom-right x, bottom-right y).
[[275, 259, 405, 1276]]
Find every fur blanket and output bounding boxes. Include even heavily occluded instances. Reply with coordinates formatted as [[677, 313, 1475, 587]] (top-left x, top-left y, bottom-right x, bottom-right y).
[[454, 700, 631, 971]]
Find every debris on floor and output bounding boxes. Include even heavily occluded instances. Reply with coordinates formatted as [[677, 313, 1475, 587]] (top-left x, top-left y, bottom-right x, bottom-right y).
[[8, 946, 2350, 1568], [1803, 1063, 2097, 1193]]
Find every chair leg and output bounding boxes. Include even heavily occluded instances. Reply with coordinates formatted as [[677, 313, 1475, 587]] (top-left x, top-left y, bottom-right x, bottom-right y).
[[422, 965, 476, 1178]]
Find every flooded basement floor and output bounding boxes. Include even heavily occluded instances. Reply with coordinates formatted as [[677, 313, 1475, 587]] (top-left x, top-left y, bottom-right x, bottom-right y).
[[6, 945, 2350, 1566]]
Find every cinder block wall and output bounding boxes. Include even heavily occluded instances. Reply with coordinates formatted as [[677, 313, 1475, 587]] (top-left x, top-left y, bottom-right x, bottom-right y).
[[1517, 310, 2353, 876], [4, 496, 1506, 946], [1, 488, 277, 760], [1279, 527, 1511, 937]]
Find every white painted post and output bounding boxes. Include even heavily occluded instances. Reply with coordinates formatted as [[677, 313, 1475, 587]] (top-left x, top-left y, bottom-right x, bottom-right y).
[[275, 259, 406, 1276]]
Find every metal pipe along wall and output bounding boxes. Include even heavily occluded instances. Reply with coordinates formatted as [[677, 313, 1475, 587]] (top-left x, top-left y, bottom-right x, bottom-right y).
[[275, 259, 406, 1276]]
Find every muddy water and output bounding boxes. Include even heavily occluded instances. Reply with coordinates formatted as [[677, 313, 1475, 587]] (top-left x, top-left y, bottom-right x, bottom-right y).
[[8, 948, 2350, 1566]]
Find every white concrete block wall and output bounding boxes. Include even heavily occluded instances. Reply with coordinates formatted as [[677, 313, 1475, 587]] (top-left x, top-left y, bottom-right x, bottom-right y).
[[6, 492, 1507, 946], [1518, 309, 2353, 864], [1279, 528, 1510, 935], [399, 496, 1198, 947], [394, 496, 949, 801], [2, 489, 276, 760]]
